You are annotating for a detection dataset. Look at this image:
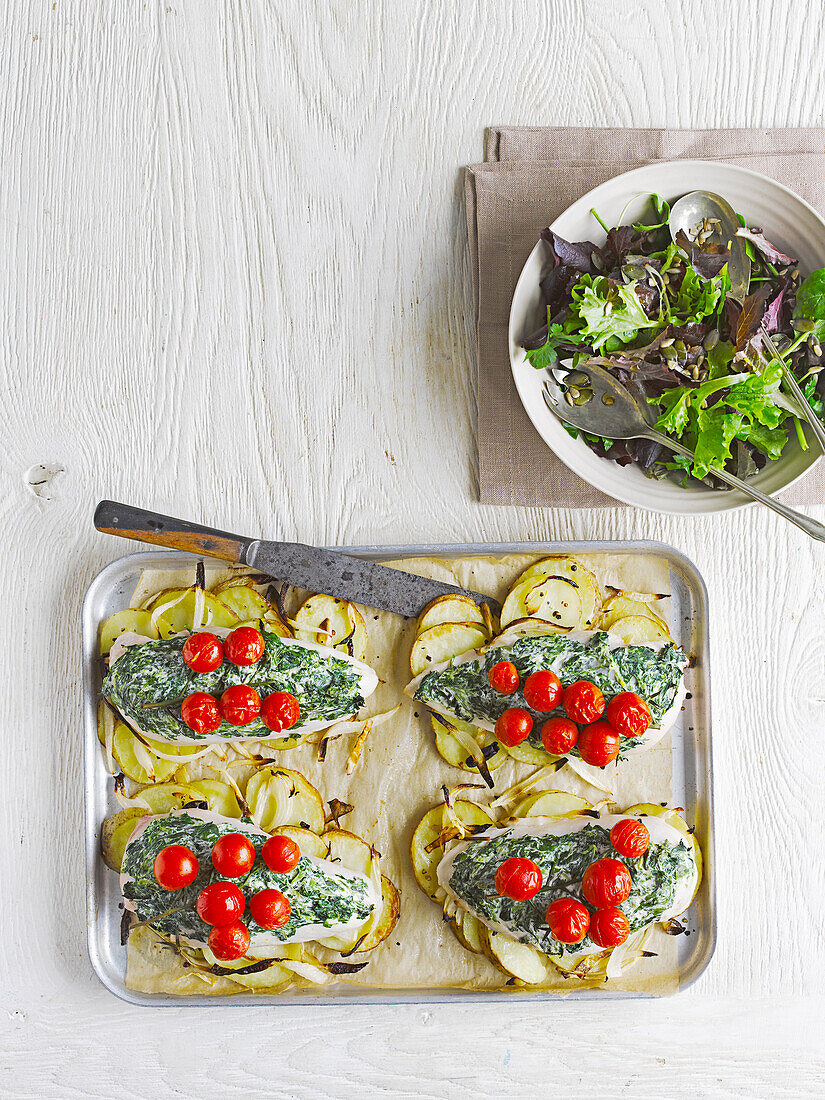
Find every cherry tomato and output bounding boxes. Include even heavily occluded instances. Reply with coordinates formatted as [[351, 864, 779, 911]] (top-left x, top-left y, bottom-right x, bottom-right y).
[[208, 920, 251, 960], [487, 661, 519, 695], [262, 834, 301, 874], [182, 631, 224, 674], [260, 691, 300, 733], [588, 906, 630, 948], [249, 889, 291, 930], [196, 881, 245, 926], [153, 845, 199, 890], [494, 857, 543, 900], [219, 684, 261, 726], [180, 692, 222, 735], [610, 818, 650, 859], [605, 691, 651, 738], [494, 707, 533, 747], [523, 669, 562, 711], [577, 721, 621, 766], [224, 626, 265, 667], [540, 716, 579, 756], [546, 897, 590, 944], [581, 858, 632, 908], [562, 680, 605, 724], [211, 833, 256, 878]]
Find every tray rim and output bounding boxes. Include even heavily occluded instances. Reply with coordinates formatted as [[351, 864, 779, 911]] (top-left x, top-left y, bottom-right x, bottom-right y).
[[82, 538, 715, 1006]]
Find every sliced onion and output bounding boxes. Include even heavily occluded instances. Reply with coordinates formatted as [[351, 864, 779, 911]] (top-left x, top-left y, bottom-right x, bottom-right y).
[[490, 763, 560, 810], [114, 786, 151, 811], [564, 756, 617, 796], [605, 926, 649, 980], [103, 714, 117, 776], [275, 958, 331, 984], [149, 590, 188, 633], [345, 718, 373, 775], [192, 585, 207, 629]]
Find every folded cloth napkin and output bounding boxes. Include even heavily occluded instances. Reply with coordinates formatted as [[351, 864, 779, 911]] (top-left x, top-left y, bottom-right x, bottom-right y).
[[466, 127, 825, 507]]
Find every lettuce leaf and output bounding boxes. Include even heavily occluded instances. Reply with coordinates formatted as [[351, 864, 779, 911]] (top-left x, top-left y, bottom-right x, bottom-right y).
[[569, 275, 658, 351], [794, 269, 825, 342], [652, 361, 788, 478], [670, 266, 728, 323], [524, 314, 587, 370]]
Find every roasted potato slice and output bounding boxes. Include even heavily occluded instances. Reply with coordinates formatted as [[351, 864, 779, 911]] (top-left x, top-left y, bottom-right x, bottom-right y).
[[293, 595, 368, 661], [601, 594, 668, 632], [511, 790, 593, 819], [451, 907, 485, 955], [410, 799, 495, 900], [211, 581, 293, 639], [606, 615, 672, 647], [223, 962, 295, 992], [486, 617, 567, 645], [500, 557, 601, 630], [501, 739, 555, 767], [409, 622, 487, 677], [432, 715, 506, 773], [101, 808, 145, 871], [322, 828, 378, 879], [484, 929, 551, 985], [100, 609, 158, 655], [187, 778, 242, 818], [112, 723, 178, 784], [271, 825, 329, 860], [145, 586, 240, 635], [132, 782, 206, 815], [352, 874, 400, 953], [416, 594, 487, 634], [245, 766, 325, 834]]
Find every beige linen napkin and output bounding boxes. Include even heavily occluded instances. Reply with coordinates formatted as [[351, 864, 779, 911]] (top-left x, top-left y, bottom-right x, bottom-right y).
[[467, 127, 825, 507]]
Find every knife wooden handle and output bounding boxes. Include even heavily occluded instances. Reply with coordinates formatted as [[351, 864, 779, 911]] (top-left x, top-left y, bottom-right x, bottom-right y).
[[94, 500, 252, 562]]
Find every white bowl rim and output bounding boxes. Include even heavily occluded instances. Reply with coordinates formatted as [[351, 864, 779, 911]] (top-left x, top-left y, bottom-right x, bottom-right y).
[[507, 159, 825, 514]]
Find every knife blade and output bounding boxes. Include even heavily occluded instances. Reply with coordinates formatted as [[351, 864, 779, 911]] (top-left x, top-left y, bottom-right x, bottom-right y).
[[94, 501, 501, 618]]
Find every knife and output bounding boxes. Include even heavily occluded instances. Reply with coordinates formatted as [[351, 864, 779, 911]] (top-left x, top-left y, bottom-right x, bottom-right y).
[[94, 501, 500, 618]]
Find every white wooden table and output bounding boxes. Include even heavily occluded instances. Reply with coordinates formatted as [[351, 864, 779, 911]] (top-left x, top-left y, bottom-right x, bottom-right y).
[[2, 1, 825, 1095]]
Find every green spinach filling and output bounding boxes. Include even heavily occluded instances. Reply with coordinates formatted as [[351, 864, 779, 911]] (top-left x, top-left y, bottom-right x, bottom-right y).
[[122, 813, 374, 943], [447, 823, 695, 956], [103, 625, 366, 742], [414, 632, 685, 756]]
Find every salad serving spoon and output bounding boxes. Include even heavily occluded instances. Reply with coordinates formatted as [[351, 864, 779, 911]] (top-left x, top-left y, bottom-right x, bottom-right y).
[[668, 190, 825, 454], [542, 360, 825, 542]]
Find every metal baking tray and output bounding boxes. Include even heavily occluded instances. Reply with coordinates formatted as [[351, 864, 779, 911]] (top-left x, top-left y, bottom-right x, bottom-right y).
[[82, 541, 715, 1005]]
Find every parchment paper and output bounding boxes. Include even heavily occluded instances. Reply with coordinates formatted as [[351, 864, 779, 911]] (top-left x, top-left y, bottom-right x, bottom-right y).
[[108, 552, 688, 998]]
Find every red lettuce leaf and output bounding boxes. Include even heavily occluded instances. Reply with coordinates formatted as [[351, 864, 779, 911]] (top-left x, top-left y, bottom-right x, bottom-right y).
[[762, 289, 785, 334], [735, 284, 773, 350], [675, 229, 731, 279], [540, 228, 600, 274], [737, 228, 796, 267]]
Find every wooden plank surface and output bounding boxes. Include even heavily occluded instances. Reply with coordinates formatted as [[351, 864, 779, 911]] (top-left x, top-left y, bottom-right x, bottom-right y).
[[1, 0, 824, 1096]]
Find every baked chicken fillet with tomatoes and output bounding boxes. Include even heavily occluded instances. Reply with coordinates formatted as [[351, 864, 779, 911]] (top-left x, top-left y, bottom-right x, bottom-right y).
[[408, 629, 687, 765], [121, 809, 382, 961], [102, 622, 378, 744], [440, 812, 699, 977]]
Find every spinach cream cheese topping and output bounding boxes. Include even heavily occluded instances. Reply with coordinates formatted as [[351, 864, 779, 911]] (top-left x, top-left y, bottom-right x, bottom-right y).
[[413, 631, 686, 755], [444, 821, 695, 957], [121, 812, 375, 945], [103, 625, 372, 742]]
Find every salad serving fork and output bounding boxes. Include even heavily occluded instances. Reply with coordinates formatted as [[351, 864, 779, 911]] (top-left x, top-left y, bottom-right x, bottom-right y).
[[542, 361, 825, 542]]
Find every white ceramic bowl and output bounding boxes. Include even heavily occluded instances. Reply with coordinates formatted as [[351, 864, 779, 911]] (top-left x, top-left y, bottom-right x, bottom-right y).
[[508, 160, 825, 513]]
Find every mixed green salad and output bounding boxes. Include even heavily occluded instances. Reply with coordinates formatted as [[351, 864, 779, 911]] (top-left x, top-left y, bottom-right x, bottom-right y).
[[522, 194, 825, 484]]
